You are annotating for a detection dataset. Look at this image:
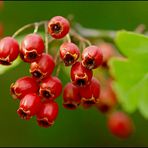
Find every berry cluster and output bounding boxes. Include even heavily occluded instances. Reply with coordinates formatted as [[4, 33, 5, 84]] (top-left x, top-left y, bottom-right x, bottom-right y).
[[0, 15, 134, 138]]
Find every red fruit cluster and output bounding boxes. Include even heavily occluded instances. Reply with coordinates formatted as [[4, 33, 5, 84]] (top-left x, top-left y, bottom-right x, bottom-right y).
[[60, 44, 103, 109], [0, 15, 135, 139]]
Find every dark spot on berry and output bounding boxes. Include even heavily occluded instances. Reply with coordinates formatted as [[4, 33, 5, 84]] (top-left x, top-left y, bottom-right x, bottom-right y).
[[42, 90, 51, 98], [27, 52, 37, 60], [38, 119, 52, 128], [84, 57, 95, 69], [32, 71, 42, 78], [0, 59, 10, 65], [18, 109, 29, 120], [51, 23, 61, 34], [84, 100, 95, 105], [99, 104, 110, 113], [63, 103, 77, 110], [76, 79, 86, 87], [64, 54, 74, 66]]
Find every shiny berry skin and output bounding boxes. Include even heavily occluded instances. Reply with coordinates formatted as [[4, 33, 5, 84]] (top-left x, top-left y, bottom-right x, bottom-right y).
[[96, 79, 117, 113], [30, 53, 55, 81], [60, 42, 80, 66], [79, 77, 100, 108], [17, 93, 41, 120], [36, 100, 59, 128], [63, 82, 81, 110], [0, 37, 19, 65], [107, 111, 134, 139], [48, 16, 70, 39], [39, 76, 62, 100], [10, 76, 39, 100], [71, 62, 93, 87], [82, 45, 103, 69], [20, 34, 44, 63]]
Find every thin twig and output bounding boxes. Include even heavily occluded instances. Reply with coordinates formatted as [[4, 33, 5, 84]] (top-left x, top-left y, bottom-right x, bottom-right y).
[[70, 29, 91, 46], [66, 34, 71, 43], [44, 22, 49, 54], [12, 20, 48, 38]]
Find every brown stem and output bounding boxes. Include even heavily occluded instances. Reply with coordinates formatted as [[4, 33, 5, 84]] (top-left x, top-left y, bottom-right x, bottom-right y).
[[12, 20, 48, 38], [44, 22, 49, 54], [70, 29, 91, 46]]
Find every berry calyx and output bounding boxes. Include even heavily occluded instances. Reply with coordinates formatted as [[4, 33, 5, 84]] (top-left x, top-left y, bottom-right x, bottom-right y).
[[82, 45, 103, 69], [60, 42, 80, 66], [39, 76, 62, 100], [107, 111, 134, 139], [20, 34, 44, 63], [17, 93, 41, 120], [79, 77, 100, 108], [30, 53, 55, 81], [48, 16, 70, 39], [63, 82, 81, 110], [36, 100, 59, 128], [10, 76, 39, 100], [71, 62, 93, 87], [0, 37, 19, 65]]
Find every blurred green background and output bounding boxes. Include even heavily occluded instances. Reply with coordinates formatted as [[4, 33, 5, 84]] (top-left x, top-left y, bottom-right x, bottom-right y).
[[0, 1, 148, 147]]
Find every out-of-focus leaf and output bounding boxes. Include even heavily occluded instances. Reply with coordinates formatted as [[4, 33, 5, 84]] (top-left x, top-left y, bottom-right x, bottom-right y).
[[109, 31, 148, 118]]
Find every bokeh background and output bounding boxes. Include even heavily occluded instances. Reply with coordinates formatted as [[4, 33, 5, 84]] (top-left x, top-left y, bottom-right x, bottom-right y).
[[0, 1, 148, 147]]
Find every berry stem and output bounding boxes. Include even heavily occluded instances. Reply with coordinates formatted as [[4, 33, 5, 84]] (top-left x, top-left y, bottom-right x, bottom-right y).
[[70, 29, 91, 46], [44, 22, 49, 54], [12, 20, 48, 38], [66, 34, 71, 43], [74, 23, 115, 41]]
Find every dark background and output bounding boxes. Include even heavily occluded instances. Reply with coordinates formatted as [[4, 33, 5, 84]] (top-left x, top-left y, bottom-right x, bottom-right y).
[[0, 1, 148, 147]]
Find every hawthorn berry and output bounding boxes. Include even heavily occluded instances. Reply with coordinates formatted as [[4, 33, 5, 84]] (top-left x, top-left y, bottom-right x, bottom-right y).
[[30, 53, 55, 81], [71, 61, 93, 87], [97, 42, 115, 67], [10, 76, 39, 100], [20, 34, 44, 63], [63, 82, 81, 110], [48, 16, 70, 39], [60, 42, 80, 66], [82, 45, 103, 69], [17, 93, 41, 120], [39, 76, 62, 100], [0, 37, 19, 65], [107, 111, 134, 139], [36, 100, 59, 128], [79, 77, 100, 108], [96, 79, 117, 113]]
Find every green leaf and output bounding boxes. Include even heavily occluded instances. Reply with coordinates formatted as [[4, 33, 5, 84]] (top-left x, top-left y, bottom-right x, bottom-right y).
[[109, 31, 148, 118]]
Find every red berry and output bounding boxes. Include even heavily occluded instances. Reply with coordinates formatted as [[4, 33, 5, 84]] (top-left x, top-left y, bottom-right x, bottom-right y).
[[82, 45, 103, 69], [63, 82, 81, 110], [97, 42, 115, 67], [36, 100, 59, 128], [30, 53, 55, 81], [48, 16, 70, 39], [10, 76, 39, 100], [20, 34, 44, 63], [107, 111, 134, 139], [60, 42, 80, 66], [0, 37, 19, 65], [96, 79, 117, 113], [17, 93, 41, 120], [39, 76, 62, 100], [71, 61, 93, 87], [79, 77, 100, 108]]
